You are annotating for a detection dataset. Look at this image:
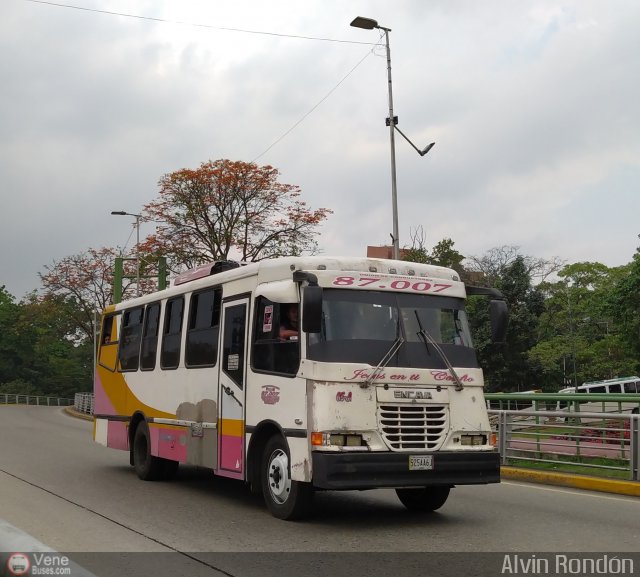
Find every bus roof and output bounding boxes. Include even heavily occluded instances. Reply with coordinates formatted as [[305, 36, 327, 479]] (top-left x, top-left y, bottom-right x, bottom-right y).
[[109, 255, 462, 310]]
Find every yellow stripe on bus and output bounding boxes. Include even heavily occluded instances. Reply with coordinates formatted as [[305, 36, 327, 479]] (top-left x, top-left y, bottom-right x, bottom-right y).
[[219, 419, 243, 437]]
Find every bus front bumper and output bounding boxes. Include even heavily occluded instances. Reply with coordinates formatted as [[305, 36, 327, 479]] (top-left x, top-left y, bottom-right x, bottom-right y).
[[311, 450, 500, 490]]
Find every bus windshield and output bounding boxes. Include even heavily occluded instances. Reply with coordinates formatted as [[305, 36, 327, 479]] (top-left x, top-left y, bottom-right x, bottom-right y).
[[307, 289, 479, 369]]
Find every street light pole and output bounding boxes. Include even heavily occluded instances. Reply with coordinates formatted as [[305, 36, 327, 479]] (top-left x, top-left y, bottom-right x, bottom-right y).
[[351, 16, 434, 261], [111, 210, 142, 297], [381, 27, 400, 261]]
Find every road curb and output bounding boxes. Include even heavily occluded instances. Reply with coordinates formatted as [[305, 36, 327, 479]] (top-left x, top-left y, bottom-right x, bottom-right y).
[[501, 466, 640, 497], [63, 406, 94, 422]]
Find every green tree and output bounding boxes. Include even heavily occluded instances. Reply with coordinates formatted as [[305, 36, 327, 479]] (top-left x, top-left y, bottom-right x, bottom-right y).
[[0, 286, 27, 385], [529, 261, 636, 388], [19, 294, 93, 396], [608, 252, 640, 367], [469, 255, 544, 392], [402, 228, 465, 276], [0, 289, 92, 397]]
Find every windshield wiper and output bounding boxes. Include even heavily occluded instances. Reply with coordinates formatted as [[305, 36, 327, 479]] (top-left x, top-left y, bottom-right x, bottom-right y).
[[361, 335, 405, 389], [414, 311, 465, 391]]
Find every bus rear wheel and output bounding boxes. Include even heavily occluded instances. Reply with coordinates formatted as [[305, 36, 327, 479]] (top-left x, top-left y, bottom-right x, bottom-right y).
[[133, 421, 167, 481], [396, 486, 451, 512], [261, 435, 313, 520]]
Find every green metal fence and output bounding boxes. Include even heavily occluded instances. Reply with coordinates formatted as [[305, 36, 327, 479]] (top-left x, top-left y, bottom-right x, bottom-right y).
[[486, 393, 640, 481]]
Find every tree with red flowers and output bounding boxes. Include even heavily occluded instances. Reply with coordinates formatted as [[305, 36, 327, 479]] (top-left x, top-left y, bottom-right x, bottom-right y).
[[140, 159, 331, 271], [39, 246, 146, 341]]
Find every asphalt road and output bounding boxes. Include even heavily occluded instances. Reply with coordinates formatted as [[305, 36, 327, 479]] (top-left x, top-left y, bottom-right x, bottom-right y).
[[1, 406, 639, 576]]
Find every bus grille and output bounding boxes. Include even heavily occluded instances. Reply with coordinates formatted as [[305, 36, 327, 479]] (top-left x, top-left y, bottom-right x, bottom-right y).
[[378, 404, 448, 450]]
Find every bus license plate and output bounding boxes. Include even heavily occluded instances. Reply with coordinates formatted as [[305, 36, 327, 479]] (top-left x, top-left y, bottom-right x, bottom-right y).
[[409, 455, 433, 471]]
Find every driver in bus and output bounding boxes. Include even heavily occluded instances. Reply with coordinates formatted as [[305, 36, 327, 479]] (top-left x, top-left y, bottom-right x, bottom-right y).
[[279, 304, 299, 341]]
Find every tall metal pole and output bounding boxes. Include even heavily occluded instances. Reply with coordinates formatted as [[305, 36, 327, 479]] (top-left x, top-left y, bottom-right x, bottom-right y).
[[135, 214, 140, 297], [111, 211, 142, 298], [382, 28, 400, 260]]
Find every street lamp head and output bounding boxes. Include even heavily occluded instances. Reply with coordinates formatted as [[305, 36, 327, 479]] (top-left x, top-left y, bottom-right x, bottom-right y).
[[419, 142, 436, 157], [111, 211, 127, 215], [350, 16, 379, 30]]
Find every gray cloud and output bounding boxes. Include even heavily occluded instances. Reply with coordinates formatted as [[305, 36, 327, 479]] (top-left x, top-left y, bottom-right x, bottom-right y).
[[1, 0, 638, 298]]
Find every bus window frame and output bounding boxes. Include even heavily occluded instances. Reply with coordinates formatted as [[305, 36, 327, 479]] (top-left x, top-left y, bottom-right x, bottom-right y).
[[140, 301, 162, 372], [160, 296, 185, 371], [250, 296, 300, 378], [98, 312, 121, 372], [118, 306, 144, 373], [185, 287, 222, 369]]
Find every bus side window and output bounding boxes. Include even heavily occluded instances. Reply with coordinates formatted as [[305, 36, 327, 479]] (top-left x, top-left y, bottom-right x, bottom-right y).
[[252, 297, 300, 377], [140, 303, 161, 371], [161, 297, 184, 370], [101, 314, 119, 345], [98, 313, 121, 371], [119, 307, 144, 372], [185, 288, 221, 367]]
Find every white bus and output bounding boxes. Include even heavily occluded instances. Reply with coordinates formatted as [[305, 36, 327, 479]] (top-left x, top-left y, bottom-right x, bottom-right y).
[[559, 376, 640, 395], [94, 256, 508, 520], [557, 376, 640, 415]]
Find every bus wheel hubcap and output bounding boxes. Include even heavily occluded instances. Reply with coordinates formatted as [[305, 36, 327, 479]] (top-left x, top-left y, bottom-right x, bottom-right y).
[[268, 450, 291, 504]]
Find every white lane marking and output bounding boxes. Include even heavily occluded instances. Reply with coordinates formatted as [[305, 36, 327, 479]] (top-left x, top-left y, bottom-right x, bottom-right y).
[[501, 480, 640, 503]]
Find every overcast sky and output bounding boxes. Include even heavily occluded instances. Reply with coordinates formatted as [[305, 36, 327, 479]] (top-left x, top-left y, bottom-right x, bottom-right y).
[[1, 0, 639, 298]]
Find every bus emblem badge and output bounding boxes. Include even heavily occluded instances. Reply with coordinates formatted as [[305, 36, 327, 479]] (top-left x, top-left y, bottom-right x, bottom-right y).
[[394, 390, 432, 399], [261, 385, 280, 405]]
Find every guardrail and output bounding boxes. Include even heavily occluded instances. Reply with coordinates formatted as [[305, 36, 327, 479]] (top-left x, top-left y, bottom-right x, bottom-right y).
[[490, 408, 640, 481], [74, 392, 94, 415], [485, 392, 640, 414], [0, 394, 74, 406]]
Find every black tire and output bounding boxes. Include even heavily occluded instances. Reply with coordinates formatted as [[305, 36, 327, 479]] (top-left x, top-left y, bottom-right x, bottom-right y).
[[261, 435, 313, 520], [161, 458, 179, 481], [396, 486, 451, 512], [132, 421, 164, 481]]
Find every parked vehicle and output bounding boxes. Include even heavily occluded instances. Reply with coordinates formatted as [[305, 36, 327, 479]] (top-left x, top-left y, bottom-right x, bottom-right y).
[[558, 377, 640, 414]]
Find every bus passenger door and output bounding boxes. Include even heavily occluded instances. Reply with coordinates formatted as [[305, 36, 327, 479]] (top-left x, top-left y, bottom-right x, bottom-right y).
[[217, 298, 248, 480]]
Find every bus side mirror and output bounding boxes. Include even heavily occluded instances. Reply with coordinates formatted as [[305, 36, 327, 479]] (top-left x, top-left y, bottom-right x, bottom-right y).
[[490, 300, 508, 343], [302, 285, 322, 333]]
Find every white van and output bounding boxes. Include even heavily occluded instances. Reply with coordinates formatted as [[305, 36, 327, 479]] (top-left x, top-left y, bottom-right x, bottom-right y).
[[558, 376, 640, 414]]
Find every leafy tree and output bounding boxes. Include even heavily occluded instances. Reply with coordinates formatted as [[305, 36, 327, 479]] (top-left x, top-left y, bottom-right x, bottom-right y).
[[0, 289, 92, 397], [402, 228, 465, 276], [430, 238, 465, 273], [529, 261, 636, 387], [141, 159, 332, 271], [466, 245, 564, 286], [0, 286, 27, 385], [608, 252, 640, 365], [469, 255, 544, 392], [18, 293, 93, 396], [39, 246, 142, 342]]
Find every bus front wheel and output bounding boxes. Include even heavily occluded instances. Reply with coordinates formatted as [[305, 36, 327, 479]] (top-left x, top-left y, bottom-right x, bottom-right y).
[[396, 486, 451, 512], [261, 435, 313, 520]]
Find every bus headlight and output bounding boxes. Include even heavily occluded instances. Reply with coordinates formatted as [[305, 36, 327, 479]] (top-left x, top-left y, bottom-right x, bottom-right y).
[[311, 432, 364, 447], [460, 434, 487, 446]]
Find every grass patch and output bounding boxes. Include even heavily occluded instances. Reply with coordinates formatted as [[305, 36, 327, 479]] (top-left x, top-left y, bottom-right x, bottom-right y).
[[511, 426, 575, 439], [507, 456, 630, 480]]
